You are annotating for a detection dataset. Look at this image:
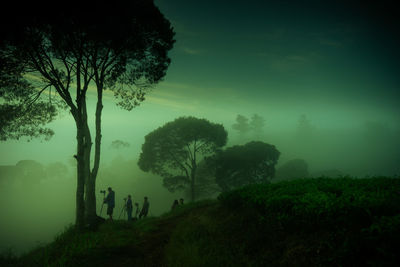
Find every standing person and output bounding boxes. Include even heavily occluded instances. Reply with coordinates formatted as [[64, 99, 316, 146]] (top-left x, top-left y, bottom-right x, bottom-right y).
[[179, 198, 184, 205], [171, 199, 179, 211], [134, 202, 140, 219], [126, 195, 133, 221], [104, 187, 115, 220], [139, 196, 150, 218]]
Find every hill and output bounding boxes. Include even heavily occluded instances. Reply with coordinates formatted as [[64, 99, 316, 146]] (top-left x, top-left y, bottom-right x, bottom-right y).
[[2, 177, 400, 266]]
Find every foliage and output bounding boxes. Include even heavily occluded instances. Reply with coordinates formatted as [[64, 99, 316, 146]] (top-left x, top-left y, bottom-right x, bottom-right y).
[[0, 1, 175, 139], [138, 116, 227, 201], [219, 177, 400, 266], [4, 178, 400, 266], [215, 141, 280, 191]]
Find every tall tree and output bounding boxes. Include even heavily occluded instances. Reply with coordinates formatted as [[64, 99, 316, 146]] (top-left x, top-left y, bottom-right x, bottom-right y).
[[0, 1, 175, 227], [232, 114, 250, 137], [138, 117, 227, 202], [214, 141, 280, 192]]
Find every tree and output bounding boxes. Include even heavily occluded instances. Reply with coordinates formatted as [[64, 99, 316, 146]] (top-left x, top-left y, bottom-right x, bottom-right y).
[[0, 2, 175, 227], [250, 114, 265, 139], [138, 117, 227, 202], [232, 114, 250, 136], [214, 141, 280, 192], [183, 158, 221, 200], [275, 159, 309, 180]]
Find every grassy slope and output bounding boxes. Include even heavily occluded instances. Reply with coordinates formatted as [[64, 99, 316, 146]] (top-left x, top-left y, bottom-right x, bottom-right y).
[[2, 177, 400, 266]]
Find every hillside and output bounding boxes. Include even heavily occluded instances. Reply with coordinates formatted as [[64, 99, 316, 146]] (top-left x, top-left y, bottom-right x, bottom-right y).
[[2, 177, 400, 266]]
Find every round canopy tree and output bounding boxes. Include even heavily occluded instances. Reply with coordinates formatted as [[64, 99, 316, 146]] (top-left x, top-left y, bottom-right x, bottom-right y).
[[0, 1, 175, 227], [138, 116, 227, 202], [215, 141, 280, 192]]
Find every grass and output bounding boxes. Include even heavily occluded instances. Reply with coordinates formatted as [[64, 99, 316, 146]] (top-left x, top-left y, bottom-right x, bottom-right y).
[[2, 177, 400, 266]]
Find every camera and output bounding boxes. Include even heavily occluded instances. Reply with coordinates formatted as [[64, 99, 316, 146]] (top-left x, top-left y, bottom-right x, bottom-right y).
[[100, 190, 106, 194], [124, 197, 127, 201]]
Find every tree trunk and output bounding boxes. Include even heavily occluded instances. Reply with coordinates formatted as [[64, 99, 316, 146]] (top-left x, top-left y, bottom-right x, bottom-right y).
[[84, 87, 103, 225], [75, 126, 86, 229], [85, 172, 97, 223], [190, 165, 197, 202]]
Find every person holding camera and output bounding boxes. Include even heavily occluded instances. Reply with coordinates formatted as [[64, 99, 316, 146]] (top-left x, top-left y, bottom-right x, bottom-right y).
[[139, 196, 149, 218], [126, 195, 133, 221], [104, 187, 115, 220]]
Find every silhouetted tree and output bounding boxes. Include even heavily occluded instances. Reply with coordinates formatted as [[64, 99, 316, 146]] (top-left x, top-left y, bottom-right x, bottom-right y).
[[215, 141, 280, 191], [250, 114, 265, 139], [232, 114, 250, 136], [183, 158, 221, 200], [138, 117, 227, 202], [0, 2, 175, 227], [275, 159, 309, 180]]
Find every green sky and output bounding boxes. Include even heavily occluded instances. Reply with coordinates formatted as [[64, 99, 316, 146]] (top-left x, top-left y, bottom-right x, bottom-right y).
[[0, 0, 399, 173]]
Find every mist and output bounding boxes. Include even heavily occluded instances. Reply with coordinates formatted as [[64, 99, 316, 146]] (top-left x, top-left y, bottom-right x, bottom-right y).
[[1, 109, 399, 254], [1, 0, 399, 258]]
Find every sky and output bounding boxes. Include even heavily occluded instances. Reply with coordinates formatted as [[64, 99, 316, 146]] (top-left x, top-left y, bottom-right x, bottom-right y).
[[0, 0, 399, 165], [1, 0, 400, 254], [1, 0, 399, 164]]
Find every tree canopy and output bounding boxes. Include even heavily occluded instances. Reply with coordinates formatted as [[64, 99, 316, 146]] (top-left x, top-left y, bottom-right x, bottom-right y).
[[215, 141, 280, 192], [232, 114, 250, 136], [138, 116, 227, 201]]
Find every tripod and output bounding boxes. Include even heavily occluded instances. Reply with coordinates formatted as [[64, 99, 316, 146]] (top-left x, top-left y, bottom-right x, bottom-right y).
[[118, 198, 127, 220]]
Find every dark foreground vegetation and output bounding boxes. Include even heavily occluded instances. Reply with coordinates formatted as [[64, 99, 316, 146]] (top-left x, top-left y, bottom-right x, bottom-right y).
[[1, 177, 399, 266]]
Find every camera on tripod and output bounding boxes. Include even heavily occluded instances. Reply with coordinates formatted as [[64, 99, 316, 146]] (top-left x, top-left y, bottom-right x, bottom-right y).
[[100, 190, 106, 194]]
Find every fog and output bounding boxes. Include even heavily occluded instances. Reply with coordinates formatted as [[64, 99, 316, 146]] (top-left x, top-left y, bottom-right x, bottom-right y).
[[1, 107, 399, 254], [1, 0, 400, 256]]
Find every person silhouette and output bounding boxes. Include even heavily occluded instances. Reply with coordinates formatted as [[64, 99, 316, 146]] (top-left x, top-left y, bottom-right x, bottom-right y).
[[103, 187, 115, 220], [126, 195, 133, 221], [139, 196, 150, 218], [171, 199, 179, 211]]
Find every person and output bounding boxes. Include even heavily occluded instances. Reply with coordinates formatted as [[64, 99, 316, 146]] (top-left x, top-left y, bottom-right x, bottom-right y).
[[134, 202, 140, 219], [103, 187, 115, 220], [139, 196, 149, 218], [126, 195, 133, 221], [171, 199, 179, 211], [179, 198, 184, 205]]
